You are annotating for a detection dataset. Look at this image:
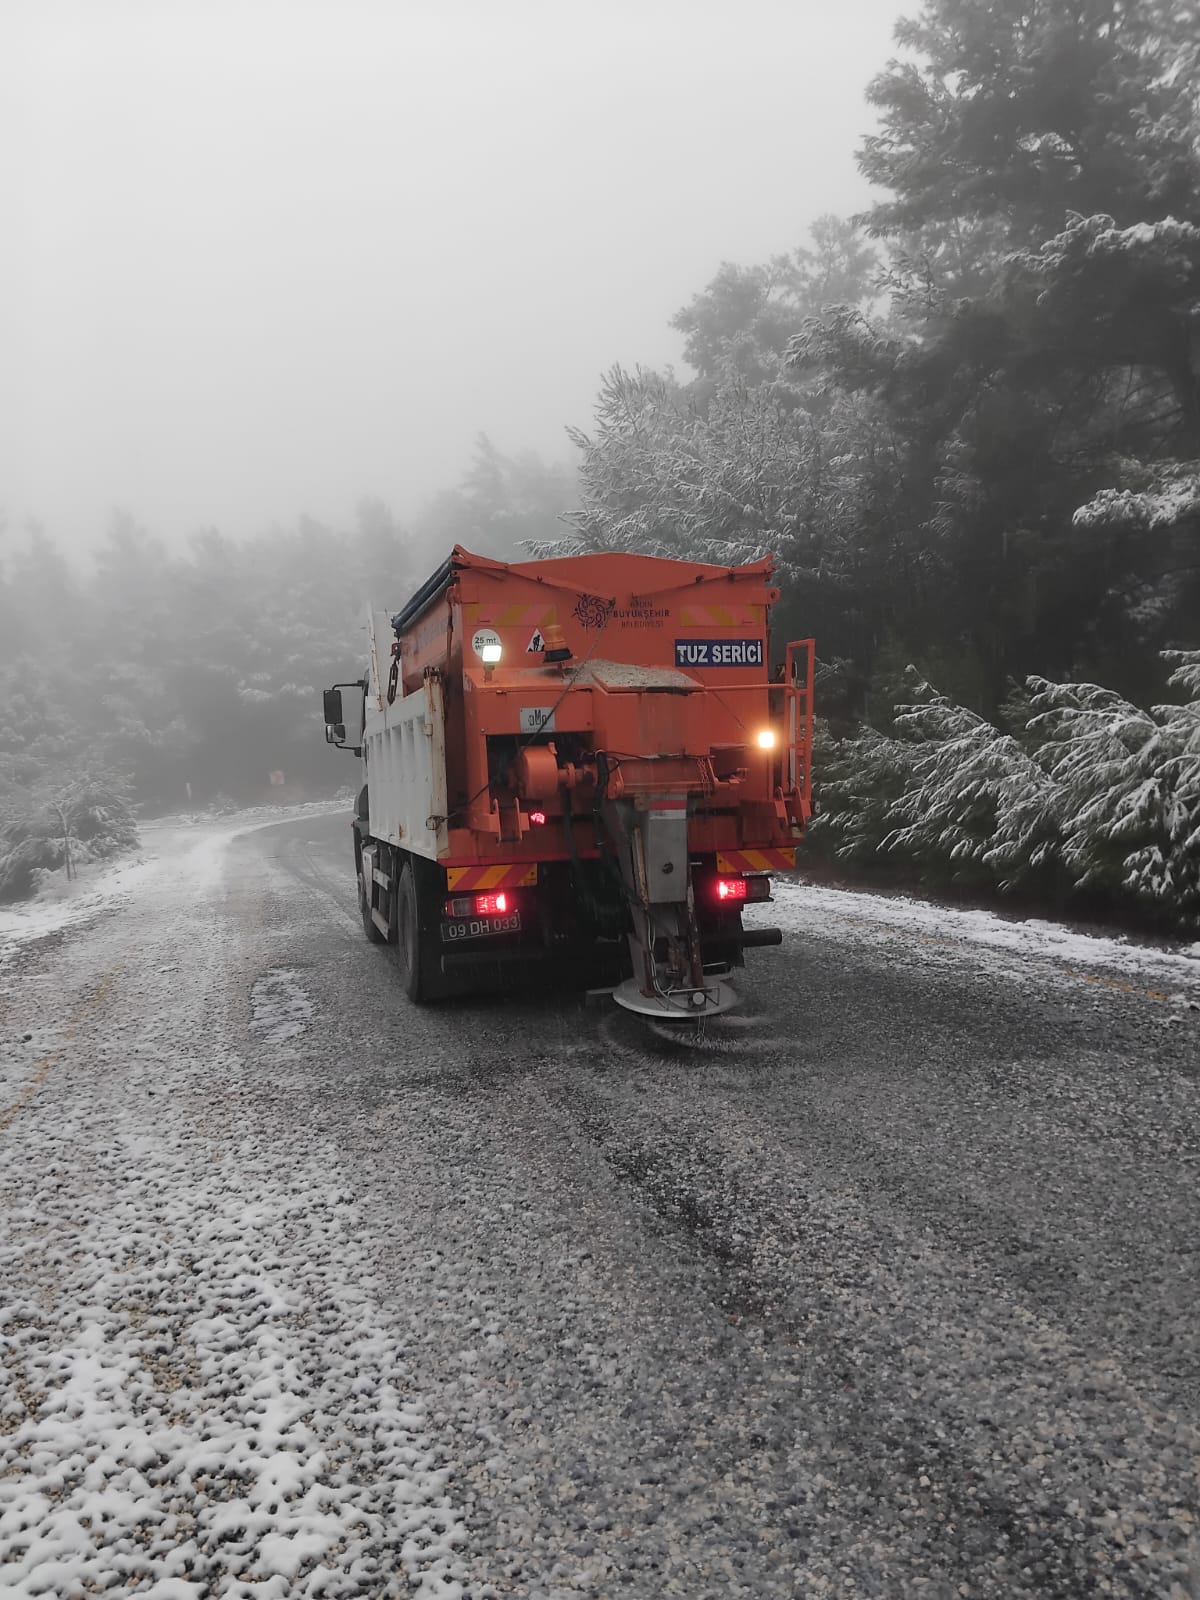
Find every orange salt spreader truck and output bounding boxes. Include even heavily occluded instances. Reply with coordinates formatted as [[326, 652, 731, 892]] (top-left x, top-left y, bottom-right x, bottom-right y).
[[322, 544, 814, 1021]]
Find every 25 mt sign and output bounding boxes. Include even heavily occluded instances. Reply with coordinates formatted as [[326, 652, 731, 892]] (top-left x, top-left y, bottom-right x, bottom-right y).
[[675, 638, 764, 668]]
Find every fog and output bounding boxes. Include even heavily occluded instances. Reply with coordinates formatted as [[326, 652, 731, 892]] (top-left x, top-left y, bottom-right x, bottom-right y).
[[2, 0, 903, 551]]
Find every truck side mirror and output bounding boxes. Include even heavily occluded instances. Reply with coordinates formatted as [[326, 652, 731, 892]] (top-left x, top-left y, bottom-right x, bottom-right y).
[[323, 681, 366, 754]]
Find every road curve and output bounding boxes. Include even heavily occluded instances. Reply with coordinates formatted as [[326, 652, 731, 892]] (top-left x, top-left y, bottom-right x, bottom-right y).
[[1, 809, 1197, 1599]]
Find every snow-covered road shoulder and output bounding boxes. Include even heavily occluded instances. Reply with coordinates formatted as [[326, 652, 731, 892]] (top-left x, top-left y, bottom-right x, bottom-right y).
[[763, 877, 1200, 1000]]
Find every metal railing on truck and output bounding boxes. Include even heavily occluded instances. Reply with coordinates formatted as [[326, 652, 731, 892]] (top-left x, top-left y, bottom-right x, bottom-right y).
[[784, 639, 815, 819]]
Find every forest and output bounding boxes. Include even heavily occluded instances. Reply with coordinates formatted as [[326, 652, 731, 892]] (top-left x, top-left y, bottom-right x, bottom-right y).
[[0, 444, 576, 899], [3, 0, 1198, 929]]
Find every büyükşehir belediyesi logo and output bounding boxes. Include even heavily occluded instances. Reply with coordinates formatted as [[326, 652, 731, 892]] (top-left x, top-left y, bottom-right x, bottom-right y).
[[572, 594, 610, 630]]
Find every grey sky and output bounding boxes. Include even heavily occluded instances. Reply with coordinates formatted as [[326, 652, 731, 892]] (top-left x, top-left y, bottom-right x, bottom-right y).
[[2, 0, 906, 550]]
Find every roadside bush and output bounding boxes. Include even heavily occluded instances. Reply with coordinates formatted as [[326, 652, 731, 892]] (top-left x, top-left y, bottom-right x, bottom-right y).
[[0, 772, 139, 904], [0, 831, 50, 903]]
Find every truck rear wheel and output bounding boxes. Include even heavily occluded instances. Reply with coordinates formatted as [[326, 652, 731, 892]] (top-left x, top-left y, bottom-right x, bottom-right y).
[[394, 855, 444, 1003]]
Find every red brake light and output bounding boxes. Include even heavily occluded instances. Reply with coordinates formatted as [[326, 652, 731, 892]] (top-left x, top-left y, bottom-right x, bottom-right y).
[[716, 877, 748, 901], [475, 892, 509, 915], [529, 810, 547, 825]]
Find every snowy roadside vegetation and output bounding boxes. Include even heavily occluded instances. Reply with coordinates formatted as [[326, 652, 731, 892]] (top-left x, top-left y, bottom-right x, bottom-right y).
[[0, 771, 139, 905], [813, 651, 1200, 933], [534, 1, 1200, 936]]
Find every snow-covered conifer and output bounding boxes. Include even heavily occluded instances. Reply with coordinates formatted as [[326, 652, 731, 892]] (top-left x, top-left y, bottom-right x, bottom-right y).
[[1025, 654, 1200, 922], [1027, 677, 1160, 897], [809, 721, 915, 863], [880, 675, 1058, 889]]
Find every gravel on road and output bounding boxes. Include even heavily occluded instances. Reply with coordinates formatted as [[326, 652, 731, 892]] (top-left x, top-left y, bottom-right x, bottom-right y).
[[1, 810, 1197, 1599]]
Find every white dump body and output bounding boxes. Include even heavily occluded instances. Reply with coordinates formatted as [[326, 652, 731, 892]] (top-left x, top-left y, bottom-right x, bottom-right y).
[[362, 609, 449, 862]]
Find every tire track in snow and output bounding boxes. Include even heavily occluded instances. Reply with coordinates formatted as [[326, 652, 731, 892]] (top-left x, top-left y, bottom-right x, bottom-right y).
[[256, 832, 361, 942]]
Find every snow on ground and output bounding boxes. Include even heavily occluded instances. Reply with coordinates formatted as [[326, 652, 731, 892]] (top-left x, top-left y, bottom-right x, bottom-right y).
[[763, 878, 1200, 999], [0, 803, 350, 964], [0, 800, 467, 1599], [0, 1117, 466, 1599], [250, 968, 316, 1045]]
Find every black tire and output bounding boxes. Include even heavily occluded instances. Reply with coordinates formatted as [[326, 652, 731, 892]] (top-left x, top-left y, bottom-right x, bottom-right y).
[[359, 864, 385, 944], [394, 855, 445, 1003]]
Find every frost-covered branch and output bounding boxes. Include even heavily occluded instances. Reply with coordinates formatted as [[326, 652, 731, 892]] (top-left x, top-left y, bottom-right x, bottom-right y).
[[814, 655, 1200, 928]]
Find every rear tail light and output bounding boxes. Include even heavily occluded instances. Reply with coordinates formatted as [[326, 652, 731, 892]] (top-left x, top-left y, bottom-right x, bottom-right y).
[[715, 876, 772, 903], [444, 892, 511, 917]]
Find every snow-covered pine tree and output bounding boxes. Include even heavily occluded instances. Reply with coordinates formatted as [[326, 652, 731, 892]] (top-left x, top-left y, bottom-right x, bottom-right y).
[[1133, 651, 1200, 921], [1025, 660, 1200, 922], [802, 0, 1200, 709], [808, 721, 916, 864], [814, 656, 1198, 927], [878, 674, 1059, 888]]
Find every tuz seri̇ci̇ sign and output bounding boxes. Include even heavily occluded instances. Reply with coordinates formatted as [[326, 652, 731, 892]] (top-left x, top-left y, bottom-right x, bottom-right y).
[[674, 638, 764, 668]]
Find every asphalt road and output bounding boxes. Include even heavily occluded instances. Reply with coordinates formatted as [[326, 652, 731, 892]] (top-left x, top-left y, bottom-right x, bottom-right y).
[[2, 809, 1198, 1599]]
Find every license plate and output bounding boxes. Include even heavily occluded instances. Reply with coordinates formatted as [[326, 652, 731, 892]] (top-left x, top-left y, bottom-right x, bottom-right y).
[[441, 912, 522, 942]]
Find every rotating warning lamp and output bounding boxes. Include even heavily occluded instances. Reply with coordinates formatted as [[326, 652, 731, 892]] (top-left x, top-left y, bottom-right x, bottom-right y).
[[541, 624, 572, 663]]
